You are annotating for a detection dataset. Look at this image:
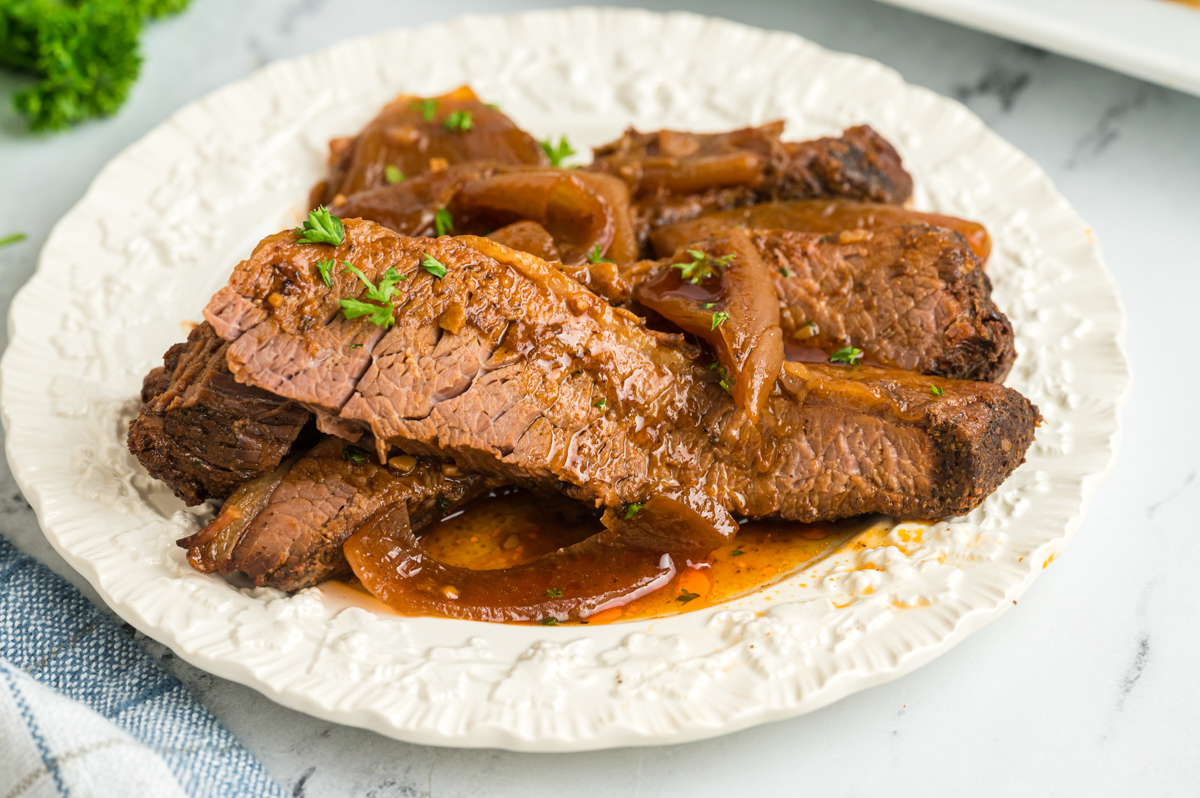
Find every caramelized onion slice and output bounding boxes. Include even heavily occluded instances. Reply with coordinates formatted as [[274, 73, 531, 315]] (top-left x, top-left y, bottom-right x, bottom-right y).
[[633, 229, 784, 421], [345, 503, 677, 623], [453, 171, 614, 267], [599, 492, 739, 562], [649, 199, 992, 263]]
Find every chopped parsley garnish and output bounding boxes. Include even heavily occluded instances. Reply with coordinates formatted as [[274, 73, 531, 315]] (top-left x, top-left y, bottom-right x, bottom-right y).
[[339, 264, 407, 328], [384, 165, 404, 184], [435, 496, 449, 515], [829, 347, 863, 366], [802, 321, 818, 332], [587, 244, 613, 265], [779, 266, 791, 278], [930, 384, 945, 397], [421, 253, 448, 278], [434, 208, 454, 237], [295, 206, 345, 246], [716, 366, 734, 394], [0, 232, 27, 249], [342, 445, 369, 464], [315, 259, 335, 287], [673, 249, 735, 285], [540, 135, 576, 167], [411, 98, 438, 121], [624, 502, 644, 520], [731, 549, 744, 556], [545, 587, 564, 598], [677, 589, 701, 604], [347, 343, 363, 348], [593, 397, 606, 411], [710, 311, 730, 330], [484, 101, 501, 110], [443, 110, 473, 131], [702, 302, 717, 309], [539, 618, 559, 626]]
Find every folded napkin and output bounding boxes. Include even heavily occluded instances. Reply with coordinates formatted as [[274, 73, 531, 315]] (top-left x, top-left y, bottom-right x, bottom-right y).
[[0, 536, 287, 798]]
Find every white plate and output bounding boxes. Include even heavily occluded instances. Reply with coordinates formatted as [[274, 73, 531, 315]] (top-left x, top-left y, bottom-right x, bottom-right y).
[[873, 0, 1200, 97], [0, 8, 1129, 751]]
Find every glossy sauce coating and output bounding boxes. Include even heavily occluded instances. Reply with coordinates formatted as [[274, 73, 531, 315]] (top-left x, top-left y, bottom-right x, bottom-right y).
[[343, 488, 867, 625]]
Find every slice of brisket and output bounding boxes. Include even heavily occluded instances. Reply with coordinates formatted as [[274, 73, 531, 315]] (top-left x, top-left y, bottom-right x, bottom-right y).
[[204, 220, 1038, 524], [180, 436, 492, 591], [128, 321, 311, 505], [588, 123, 913, 251], [625, 225, 1015, 383]]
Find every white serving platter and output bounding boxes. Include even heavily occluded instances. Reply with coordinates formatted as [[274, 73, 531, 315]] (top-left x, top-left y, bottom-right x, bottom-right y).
[[873, 0, 1200, 97], [0, 8, 1129, 751]]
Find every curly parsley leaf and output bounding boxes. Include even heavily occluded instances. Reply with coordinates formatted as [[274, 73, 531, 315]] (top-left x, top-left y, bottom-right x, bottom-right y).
[[434, 208, 454, 237], [295, 207, 345, 246], [422, 253, 448, 279], [384, 165, 404, 184], [829, 347, 864, 366], [339, 298, 394, 328], [443, 110, 474, 131], [339, 263, 406, 327], [410, 98, 438, 121], [539, 135, 576, 167]]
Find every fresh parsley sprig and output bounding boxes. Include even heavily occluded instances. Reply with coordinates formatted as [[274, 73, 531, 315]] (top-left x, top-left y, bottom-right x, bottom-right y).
[[338, 264, 407, 328], [411, 98, 438, 121], [295, 207, 345, 246], [673, 249, 735, 285], [434, 208, 454, 237], [710, 311, 730, 330], [587, 245, 613, 265], [829, 347, 864, 366], [422, 253, 448, 278], [540, 135, 576, 167], [443, 110, 474, 131], [316, 259, 335, 287], [930, 384, 945, 397]]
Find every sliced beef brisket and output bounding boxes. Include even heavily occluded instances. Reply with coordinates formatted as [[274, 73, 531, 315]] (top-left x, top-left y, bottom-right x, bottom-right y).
[[128, 322, 311, 506], [180, 436, 492, 590], [204, 220, 1038, 525]]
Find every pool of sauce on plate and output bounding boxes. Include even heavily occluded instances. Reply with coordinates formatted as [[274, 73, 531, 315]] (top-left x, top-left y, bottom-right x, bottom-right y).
[[341, 487, 871, 624]]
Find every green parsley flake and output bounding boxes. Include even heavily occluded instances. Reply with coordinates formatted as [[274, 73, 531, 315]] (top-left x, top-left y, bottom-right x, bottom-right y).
[[545, 587, 564, 598], [315, 259, 335, 287], [295, 206, 345, 246], [710, 311, 730, 330], [384, 165, 404, 184], [339, 263, 407, 328], [422, 253, 448, 278], [677, 589, 701, 604], [673, 248, 735, 285], [717, 366, 735, 394], [593, 397, 606, 411], [540, 135, 576, 167], [342, 445, 369, 464], [930, 384, 945, 397], [411, 98, 438, 121], [731, 549, 744, 556], [587, 244, 613, 265], [829, 347, 864, 366], [780, 266, 791, 278], [436, 496, 449, 515], [443, 110, 473, 131], [624, 502, 644, 520], [0, 232, 28, 249], [539, 618, 559, 626], [434, 208, 454, 237]]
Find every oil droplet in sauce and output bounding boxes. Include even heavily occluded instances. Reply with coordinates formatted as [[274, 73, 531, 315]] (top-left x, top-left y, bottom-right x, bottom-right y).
[[340, 488, 870, 625]]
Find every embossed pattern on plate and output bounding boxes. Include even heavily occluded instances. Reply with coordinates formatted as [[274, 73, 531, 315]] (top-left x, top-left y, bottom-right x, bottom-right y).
[[0, 8, 1129, 751]]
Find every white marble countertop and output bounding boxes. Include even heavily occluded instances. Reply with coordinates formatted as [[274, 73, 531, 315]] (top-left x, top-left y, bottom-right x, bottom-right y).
[[2, 1, 1197, 795]]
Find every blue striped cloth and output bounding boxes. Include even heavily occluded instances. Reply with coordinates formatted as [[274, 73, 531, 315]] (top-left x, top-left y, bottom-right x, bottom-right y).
[[0, 536, 287, 798]]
